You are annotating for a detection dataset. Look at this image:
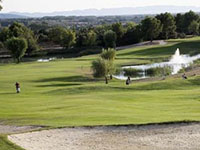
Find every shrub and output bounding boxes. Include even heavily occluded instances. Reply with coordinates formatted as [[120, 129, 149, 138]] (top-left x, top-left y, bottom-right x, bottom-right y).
[[91, 58, 107, 78], [146, 66, 172, 77], [123, 68, 143, 77], [177, 33, 186, 39]]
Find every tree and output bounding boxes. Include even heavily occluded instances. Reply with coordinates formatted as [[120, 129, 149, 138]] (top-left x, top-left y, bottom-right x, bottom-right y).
[[100, 48, 116, 61], [104, 30, 117, 48], [156, 13, 177, 39], [11, 22, 38, 55], [0, 27, 12, 42], [112, 22, 125, 46], [92, 49, 116, 84], [26, 37, 39, 54], [184, 11, 199, 34], [100, 48, 116, 79], [176, 11, 200, 34], [124, 22, 137, 31], [141, 17, 162, 42], [48, 27, 66, 44], [49, 27, 76, 49], [6, 37, 28, 63], [82, 30, 97, 47], [188, 21, 199, 35], [61, 29, 76, 49], [92, 58, 107, 78], [175, 13, 185, 33], [94, 25, 111, 47], [0, 22, 39, 55], [0, 0, 2, 11], [0, 42, 4, 51], [75, 28, 88, 47], [92, 58, 109, 84], [122, 23, 142, 45]]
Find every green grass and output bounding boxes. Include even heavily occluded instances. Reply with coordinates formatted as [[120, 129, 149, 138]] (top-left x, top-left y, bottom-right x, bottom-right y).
[[0, 37, 200, 127], [0, 136, 24, 150]]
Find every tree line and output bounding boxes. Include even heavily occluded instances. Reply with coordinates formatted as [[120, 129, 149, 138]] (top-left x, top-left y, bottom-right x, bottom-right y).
[[1, 11, 200, 62]]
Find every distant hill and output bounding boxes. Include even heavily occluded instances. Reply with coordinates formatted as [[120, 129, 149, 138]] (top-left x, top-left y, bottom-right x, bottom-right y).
[[8, 5, 200, 18], [0, 13, 28, 19]]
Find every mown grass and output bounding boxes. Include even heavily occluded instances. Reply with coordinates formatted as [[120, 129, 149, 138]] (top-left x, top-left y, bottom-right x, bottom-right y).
[[0, 37, 200, 128], [116, 37, 200, 66]]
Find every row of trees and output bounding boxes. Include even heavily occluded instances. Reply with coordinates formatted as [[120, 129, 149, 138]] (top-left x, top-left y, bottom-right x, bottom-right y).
[[37, 11, 200, 49], [0, 22, 39, 62], [1, 11, 200, 62], [0, 0, 2, 11]]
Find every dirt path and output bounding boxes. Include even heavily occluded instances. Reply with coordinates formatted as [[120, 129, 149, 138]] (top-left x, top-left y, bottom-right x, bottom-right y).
[[8, 123, 200, 150], [116, 40, 167, 50]]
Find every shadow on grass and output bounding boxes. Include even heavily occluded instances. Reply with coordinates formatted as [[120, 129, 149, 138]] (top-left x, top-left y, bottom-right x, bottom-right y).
[[0, 92, 17, 95], [45, 85, 113, 95], [114, 77, 200, 91], [45, 77, 200, 95], [37, 83, 82, 87], [188, 78, 200, 85], [35, 75, 101, 83], [117, 41, 200, 57]]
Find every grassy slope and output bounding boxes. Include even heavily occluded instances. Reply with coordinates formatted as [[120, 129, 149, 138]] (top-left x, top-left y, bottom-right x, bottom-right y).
[[0, 136, 24, 150], [0, 37, 200, 127]]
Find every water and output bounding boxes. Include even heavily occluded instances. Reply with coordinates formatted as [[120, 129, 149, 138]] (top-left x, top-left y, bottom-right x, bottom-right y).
[[114, 48, 200, 80], [37, 57, 56, 62]]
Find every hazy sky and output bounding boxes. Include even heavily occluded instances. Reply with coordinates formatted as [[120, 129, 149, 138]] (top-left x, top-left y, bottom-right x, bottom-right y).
[[2, 0, 200, 13]]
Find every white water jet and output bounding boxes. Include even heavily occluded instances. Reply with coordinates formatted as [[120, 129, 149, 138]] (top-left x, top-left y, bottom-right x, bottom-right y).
[[170, 48, 185, 64], [169, 48, 200, 74], [168, 48, 187, 74], [114, 48, 200, 80]]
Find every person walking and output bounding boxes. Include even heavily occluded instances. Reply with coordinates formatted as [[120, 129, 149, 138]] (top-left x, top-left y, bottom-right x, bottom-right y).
[[15, 82, 20, 93]]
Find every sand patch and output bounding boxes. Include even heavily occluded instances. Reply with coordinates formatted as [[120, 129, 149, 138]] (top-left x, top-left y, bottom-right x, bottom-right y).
[[8, 123, 200, 150]]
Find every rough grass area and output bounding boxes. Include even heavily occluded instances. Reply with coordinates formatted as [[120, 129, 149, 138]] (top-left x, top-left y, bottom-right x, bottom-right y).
[[0, 37, 200, 128], [0, 135, 24, 150]]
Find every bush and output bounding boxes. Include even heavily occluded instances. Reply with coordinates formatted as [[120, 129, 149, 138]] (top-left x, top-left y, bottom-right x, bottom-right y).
[[79, 48, 101, 56], [177, 33, 186, 39], [123, 68, 143, 77], [91, 58, 107, 78], [146, 66, 172, 77], [114, 67, 122, 75]]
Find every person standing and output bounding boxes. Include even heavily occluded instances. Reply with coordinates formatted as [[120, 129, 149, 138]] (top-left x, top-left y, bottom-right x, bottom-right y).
[[182, 73, 188, 79], [126, 76, 131, 85], [15, 82, 20, 93]]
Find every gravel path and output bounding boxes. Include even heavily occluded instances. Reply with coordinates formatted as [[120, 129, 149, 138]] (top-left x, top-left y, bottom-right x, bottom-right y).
[[8, 123, 200, 150], [116, 40, 167, 50]]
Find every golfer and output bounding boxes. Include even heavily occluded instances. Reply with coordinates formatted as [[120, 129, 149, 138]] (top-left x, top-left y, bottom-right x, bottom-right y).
[[15, 82, 20, 93]]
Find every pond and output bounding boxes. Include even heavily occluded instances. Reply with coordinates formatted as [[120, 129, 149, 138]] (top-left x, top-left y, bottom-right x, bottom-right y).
[[114, 48, 200, 80]]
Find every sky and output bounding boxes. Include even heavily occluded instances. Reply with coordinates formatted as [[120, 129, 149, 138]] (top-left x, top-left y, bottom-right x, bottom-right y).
[[2, 0, 200, 13]]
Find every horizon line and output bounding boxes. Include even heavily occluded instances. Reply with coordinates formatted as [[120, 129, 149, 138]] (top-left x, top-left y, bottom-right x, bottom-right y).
[[1, 5, 200, 14]]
